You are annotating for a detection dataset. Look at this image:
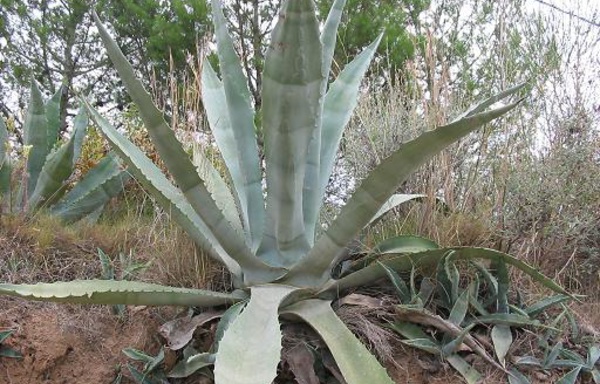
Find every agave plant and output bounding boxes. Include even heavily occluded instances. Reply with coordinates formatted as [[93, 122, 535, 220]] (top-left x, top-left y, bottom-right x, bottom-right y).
[[0, 1, 569, 383], [0, 81, 130, 222]]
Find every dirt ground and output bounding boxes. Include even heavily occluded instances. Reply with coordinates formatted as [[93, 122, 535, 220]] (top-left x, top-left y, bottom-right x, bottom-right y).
[[1, 297, 599, 383]]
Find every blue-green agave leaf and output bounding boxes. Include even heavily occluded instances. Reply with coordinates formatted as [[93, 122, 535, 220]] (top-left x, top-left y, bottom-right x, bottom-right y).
[[83, 102, 250, 280], [446, 354, 482, 384], [288, 88, 524, 285], [168, 352, 215, 378], [258, 0, 324, 267], [0, 280, 246, 307], [45, 86, 62, 153], [93, 13, 259, 280], [23, 81, 50, 197], [214, 285, 298, 384], [205, 4, 265, 250], [50, 152, 128, 223], [557, 367, 582, 384], [282, 299, 395, 384], [28, 106, 89, 211], [0, 117, 11, 197], [303, 35, 383, 241], [324, 247, 569, 297], [192, 143, 243, 234]]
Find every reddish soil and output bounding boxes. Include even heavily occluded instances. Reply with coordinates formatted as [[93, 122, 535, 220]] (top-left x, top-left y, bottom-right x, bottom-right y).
[[0, 297, 167, 384], [0, 297, 599, 383]]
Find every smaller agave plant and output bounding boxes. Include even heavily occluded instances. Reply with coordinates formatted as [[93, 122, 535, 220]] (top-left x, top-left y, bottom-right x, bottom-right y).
[[0, 1, 569, 383], [0, 81, 130, 222]]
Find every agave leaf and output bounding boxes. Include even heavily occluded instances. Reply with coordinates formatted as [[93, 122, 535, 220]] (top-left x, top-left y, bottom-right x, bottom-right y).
[[492, 260, 512, 367], [168, 352, 215, 378], [127, 363, 164, 384], [0, 280, 246, 307], [85, 102, 279, 283], [321, 0, 347, 81], [323, 247, 569, 298], [0, 345, 22, 359], [446, 354, 482, 384], [347, 235, 439, 273], [0, 117, 11, 197], [473, 313, 546, 328], [304, 34, 383, 241], [258, 0, 323, 266], [491, 325, 512, 367], [455, 83, 526, 121], [23, 81, 51, 197], [380, 262, 411, 303], [192, 143, 242, 234], [508, 368, 532, 384], [28, 107, 89, 211], [441, 324, 475, 357], [0, 330, 14, 344], [587, 345, 600, 368], [591, 369, 600, 384], [557, 367, 582, 384], [282, 299, 395, 384], [51, 153, 129, 223], [45, 86, 62, 151], [94, 13, 258, 279], [212, 300, 246, 353], [514, 355, 542, 367], [448, 288, 470, 326], [201, 43, 263, 251], [399, 337, 441, 355], [123, 348, 155, 364], [367, 193, 429, 226], [214, 285, 297, 384], [288, 89, 525, 285], [524, 295, 572, 317], [391, 305, 507, 372]]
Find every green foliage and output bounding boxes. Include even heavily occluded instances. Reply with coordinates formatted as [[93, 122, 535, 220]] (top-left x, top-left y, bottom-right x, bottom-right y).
[[382, 253, 591, 383], [0, 1, 559, 383], [0, 329, 21, 359], [0, 81, 130, 223], [122, 347, 167, 384], [316, 0, 428, 76], [98, 248, 150, 317]]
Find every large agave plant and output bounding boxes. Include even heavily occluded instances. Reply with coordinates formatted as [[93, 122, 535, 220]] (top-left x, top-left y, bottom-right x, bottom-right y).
[[0, 81, 130, 222], [0, 1, 568, 383]]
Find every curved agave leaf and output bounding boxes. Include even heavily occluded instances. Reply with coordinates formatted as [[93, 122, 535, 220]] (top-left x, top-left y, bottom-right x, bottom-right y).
[[321, 0, 347, 81], [214, 285, 298, 384], [492, 260, 512, 367], [23, 81, 50, 197], [168, 352, 215, 378], [0, 117, 11, 197], [51, 157, 130, 223], [345, 235, 439, 274], [282, 299, 395, 384], [258, 0, 323, 267], [209, 1, 264, 251], [367, 193, 429, 226], [28, 106, 89, 211], [93, 13, 260, 280], [304, 35, 383, 242], [0, 280, 246, 306], [302, 0, 350, 245], [83, 102, 249, 280], [192, 143, 242, 234], [287, 86, 525, 286], [323, 247, 569, 297], [45, 86, 62, 153]]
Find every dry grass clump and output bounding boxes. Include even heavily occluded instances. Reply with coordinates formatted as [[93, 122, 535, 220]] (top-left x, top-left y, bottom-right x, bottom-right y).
[[0, 207, 225, 292]]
